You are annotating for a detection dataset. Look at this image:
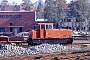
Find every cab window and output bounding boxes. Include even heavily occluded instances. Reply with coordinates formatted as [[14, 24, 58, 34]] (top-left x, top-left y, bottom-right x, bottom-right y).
[[41, 25, 45, 30], [34, 25, 40, 30], [46, 25, 52, 30]]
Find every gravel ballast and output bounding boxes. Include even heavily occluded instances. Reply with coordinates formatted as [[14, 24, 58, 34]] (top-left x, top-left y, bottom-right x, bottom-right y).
[[0, 44, 83, 57]]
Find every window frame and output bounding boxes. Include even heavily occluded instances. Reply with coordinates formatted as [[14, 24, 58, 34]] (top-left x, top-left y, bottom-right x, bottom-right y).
[[46, 24, 52, 30]]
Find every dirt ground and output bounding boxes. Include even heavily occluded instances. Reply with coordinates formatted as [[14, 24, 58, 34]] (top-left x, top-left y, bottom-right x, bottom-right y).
[[0, 51, 90, 60]]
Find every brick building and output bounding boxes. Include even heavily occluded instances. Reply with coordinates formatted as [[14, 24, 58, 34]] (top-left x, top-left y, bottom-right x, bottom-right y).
[[0, 11, 36, 35]]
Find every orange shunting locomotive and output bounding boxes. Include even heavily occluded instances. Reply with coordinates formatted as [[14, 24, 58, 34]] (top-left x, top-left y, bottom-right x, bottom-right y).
[[28, 22, 73, 45]]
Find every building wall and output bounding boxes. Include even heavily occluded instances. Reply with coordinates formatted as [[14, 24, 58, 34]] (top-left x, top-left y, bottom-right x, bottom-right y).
[[0, 11, 35, 33], [63, 21, 86, 30]]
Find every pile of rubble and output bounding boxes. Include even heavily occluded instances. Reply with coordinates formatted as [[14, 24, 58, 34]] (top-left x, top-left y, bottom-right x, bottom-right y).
[[0, 44, 82, 57]]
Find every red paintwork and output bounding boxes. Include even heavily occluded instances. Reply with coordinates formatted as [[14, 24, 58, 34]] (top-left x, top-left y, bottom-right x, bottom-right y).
[[30, 23, 72, 39], [0, 36, 25, 43]]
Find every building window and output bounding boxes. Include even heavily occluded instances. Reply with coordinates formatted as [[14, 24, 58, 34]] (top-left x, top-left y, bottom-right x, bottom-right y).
[[0, 15, 2, 18], [19, 27, 22, 32], [0, 27, 5, 32], [0, 15, 22, 20], [67, 19, 71, 22], [0, 15, 5, 18], [18, 15, 22, 20], [10, 22, 13, 25], [2, 15, 5, 18], [9, 15, 13, 18], [14, 15, 18, 18], [6, 15, 9, 18], [76, 19, 80, 22]]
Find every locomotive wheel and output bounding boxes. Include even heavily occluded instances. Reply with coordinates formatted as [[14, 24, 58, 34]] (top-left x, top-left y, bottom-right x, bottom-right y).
[[16, 42, 22, 46], [27, 38, 33, 46]]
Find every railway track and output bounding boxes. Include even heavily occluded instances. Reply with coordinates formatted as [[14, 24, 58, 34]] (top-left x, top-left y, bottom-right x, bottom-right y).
[[18, 42, 90, 49], [73, 35, 90, 40], [0, 36, 89, 59], [0, 35, 90, 48]]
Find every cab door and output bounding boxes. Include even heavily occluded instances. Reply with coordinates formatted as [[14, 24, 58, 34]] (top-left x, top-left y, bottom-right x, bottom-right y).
[[45, 24, 53, 38], [40, 24, 45, 38]]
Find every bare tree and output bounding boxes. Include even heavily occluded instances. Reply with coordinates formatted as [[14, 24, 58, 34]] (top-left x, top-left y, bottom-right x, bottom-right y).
[[22, 0, 32, 6], [44, 0, 67, 28], [1, 0, 8, 6], [12, 1, 17, 6], [68, 0, 90, 30], [37, 0, 44, 12], [22, 0, 32, 11]]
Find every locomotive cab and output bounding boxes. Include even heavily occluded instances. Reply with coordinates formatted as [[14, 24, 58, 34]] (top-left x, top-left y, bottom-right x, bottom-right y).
[[34, 23, 53, 30], [33, 23, 54, 38]]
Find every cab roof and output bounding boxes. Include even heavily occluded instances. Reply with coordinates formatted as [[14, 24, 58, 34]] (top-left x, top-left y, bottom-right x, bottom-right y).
[[36, 23, 53, 25]]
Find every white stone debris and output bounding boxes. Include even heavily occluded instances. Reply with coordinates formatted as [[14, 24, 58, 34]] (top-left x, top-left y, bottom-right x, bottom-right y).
[[0, 44, 82, 57]]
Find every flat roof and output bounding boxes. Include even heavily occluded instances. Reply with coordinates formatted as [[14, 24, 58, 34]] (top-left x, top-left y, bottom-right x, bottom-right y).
[[0, 11, 35, 12]]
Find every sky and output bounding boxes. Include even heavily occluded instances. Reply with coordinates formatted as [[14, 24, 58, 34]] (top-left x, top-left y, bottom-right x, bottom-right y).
[[0, 0, 71, 5]]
